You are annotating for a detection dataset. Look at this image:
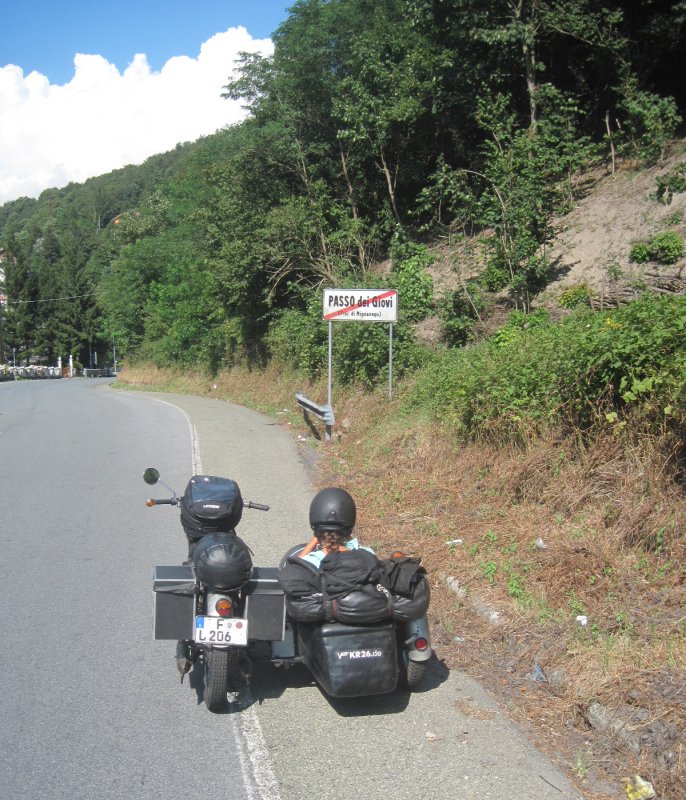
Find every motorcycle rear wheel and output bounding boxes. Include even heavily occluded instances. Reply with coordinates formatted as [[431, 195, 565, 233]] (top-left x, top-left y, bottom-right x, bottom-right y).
[[203, 648, 236, 712]]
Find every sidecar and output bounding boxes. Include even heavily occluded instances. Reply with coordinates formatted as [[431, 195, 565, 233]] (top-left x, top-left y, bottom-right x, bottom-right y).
[[273, 545, 432, 698]]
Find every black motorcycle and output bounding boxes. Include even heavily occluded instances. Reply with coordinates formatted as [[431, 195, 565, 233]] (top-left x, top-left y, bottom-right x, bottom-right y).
[[145, 468, 432, 712]]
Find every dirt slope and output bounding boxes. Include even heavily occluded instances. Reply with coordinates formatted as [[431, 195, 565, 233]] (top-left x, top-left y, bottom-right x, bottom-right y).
[[541, 144, 686, 305]]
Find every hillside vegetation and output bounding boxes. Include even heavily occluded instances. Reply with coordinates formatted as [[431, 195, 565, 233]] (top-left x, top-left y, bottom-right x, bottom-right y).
[[2, 2, 686, 797]]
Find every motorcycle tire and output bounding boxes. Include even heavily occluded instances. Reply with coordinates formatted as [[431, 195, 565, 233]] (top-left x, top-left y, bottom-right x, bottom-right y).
[[203, 648, 236, 712]]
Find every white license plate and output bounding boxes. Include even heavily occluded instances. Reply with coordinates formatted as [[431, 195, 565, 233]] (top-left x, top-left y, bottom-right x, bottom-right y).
[[193, 616, 248, 646]]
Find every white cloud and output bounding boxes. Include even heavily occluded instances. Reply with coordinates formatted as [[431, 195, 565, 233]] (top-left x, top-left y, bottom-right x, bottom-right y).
[[0, 27, 272, 205]]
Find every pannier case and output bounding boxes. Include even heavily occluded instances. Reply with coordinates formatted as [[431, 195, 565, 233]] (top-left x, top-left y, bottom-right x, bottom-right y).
[[298, 621, 398, 697], [153, 565, 196, 640], [246, 567, 286, 641]]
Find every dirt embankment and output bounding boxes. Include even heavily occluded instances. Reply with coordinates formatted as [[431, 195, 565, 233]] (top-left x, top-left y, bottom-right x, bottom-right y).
[[541, 146, 686, 307]]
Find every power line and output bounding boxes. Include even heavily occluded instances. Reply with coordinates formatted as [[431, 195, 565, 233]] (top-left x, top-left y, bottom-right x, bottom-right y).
[[5, 290, 103, 305]]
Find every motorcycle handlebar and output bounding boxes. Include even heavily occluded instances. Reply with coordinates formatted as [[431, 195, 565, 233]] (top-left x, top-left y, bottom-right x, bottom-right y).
[[146, 497, 268, 511], [245, 501, 270, 512]]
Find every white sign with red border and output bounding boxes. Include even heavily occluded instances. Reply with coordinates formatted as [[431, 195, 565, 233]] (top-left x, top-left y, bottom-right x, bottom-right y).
[[322, 289, 398, 322]]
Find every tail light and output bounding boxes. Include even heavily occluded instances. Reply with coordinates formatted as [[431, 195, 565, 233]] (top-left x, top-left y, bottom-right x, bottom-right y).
[[215, 598, 234, 617], [414, 637, 429, 652]]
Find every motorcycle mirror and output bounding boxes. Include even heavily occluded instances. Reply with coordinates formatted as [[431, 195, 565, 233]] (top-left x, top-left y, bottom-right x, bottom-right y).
[[143, 467, 160, 485]]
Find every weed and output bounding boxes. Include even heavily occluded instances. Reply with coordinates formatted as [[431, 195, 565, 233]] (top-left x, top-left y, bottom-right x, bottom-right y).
[[567, 594, 586, 617], [480, 560, 498, 583], [606, 260, 623, 283], [573, 747, 592, 779], [506, 573, 527, 599], [483, 529, 497, 544]]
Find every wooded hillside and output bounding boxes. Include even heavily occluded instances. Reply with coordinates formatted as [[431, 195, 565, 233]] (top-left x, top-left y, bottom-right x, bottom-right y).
[[1, 0, 684, 376]]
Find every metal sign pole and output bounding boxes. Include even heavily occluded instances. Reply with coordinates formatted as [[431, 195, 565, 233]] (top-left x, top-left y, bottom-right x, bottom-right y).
[[389, 323, 394, 399], [327, 321, 333, 440]]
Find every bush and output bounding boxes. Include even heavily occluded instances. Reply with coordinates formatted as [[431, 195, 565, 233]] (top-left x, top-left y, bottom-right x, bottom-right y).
[[629, 241, 652, 263], [655, 162, 686, 205], [388, 240, 434, 322], [649, 231, 685, 264], [619, 86, 681, 163], [630, 231, 684, 265], [439, 284, 484, 347], [405, 295, 686, 441], [558, 284, 591, 309]]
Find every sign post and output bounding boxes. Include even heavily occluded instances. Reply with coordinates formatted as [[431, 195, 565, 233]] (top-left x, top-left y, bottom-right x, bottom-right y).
[[322, 288, 399, 404]]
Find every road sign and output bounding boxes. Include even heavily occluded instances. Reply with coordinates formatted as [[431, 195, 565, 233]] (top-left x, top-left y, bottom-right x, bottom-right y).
[[323, 289, 398, 322]]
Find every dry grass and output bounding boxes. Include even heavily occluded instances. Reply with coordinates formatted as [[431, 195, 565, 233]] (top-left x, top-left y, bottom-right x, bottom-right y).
[[119, 362, 686, 800]]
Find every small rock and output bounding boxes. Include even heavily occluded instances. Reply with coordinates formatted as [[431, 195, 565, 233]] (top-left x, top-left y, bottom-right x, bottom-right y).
[[527, 664, 547, 682], [445, 576, 467, 600], [548, 668, 567, 690]]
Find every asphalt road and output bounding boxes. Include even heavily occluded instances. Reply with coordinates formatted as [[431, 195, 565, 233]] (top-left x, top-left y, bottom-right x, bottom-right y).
[[0, 379, 254, 800], [0, 378, 585, 800]]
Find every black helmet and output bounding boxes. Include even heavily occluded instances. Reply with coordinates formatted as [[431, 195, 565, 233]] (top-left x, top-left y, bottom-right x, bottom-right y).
[[309, 487, 356, 537]]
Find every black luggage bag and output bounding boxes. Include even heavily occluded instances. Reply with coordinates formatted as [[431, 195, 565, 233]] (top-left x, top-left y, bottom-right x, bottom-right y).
[[297, 621, 398, 698]]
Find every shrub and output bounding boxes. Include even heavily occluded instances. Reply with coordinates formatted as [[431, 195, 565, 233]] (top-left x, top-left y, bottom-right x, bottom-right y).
[[649, 231, 685, 264], [655, 162, 686, 204], [388, 240, 434, 322], [619, 85, 681, 163], [405, 295, 686, 441], [439, 283, 484, 347], [558, 284, 591, 309], [630, 231, 684, 265], [629, 241, 652, 263]]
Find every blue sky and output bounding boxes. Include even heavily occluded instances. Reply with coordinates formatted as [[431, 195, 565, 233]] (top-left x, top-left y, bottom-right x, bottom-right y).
[[3, 1, 291, 86], [0, 1, 292, 204]]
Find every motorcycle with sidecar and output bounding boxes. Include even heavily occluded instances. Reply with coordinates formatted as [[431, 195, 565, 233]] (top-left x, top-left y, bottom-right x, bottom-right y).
[[146, 469, 432, 712]]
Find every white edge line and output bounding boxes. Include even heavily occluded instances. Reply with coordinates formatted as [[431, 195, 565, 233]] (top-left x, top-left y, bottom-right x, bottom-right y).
[[233, 707, 282, 800], [151, 398, 202, 473], [147, 396, 282, 800]]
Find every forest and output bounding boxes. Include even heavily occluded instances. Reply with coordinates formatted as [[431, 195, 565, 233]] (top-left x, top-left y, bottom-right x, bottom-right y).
[[1, 0, 685, 403]]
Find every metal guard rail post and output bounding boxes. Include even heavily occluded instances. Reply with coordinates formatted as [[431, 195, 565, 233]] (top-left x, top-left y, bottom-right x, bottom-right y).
[[295, 392, 335, 441]]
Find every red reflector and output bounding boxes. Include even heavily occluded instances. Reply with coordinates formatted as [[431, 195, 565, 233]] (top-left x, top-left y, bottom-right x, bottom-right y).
[[215, 598, 233, 617], [415, 637, 428, 651]]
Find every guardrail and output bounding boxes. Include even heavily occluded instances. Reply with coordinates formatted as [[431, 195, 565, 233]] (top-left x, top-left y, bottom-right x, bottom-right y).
[[295, 392, 335, 441], [83, 368, 113, 377], [1, 366, 63, 380]]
